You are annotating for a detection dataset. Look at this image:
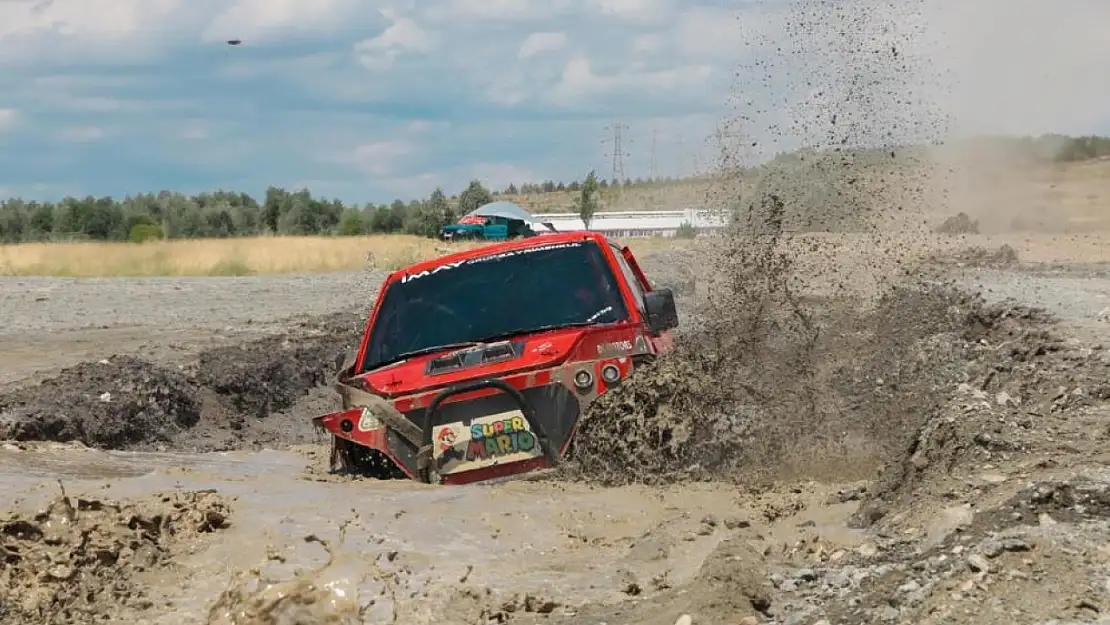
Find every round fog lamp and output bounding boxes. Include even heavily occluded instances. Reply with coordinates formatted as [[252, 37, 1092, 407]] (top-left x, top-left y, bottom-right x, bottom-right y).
[[601, 364, 621, 384], [573, 369, 593, 388], [340, 419, 353, 433]]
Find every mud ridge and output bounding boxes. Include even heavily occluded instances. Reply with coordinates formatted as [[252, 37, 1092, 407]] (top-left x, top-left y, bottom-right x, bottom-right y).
[[856, 299, 1110, 525], [0, 311, 364, 451], [0, 487, 232, 625]]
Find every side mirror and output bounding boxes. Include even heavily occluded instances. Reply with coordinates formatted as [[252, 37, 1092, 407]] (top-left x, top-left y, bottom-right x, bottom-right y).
[[643, 288, 679, 334]]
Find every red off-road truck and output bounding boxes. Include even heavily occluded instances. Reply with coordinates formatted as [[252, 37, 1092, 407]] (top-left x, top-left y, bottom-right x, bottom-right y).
[[313, 231, 679, 485]]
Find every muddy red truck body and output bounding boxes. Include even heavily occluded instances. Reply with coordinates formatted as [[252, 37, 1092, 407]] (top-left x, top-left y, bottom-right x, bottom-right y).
[[313, 231, 678, 485]]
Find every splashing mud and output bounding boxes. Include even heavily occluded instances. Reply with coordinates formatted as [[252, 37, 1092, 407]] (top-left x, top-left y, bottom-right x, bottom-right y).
[[563, 0, 962, 493], [0, 486, 231, 624], [3, 1, 1106, 624], [206, 534, 364, 625]]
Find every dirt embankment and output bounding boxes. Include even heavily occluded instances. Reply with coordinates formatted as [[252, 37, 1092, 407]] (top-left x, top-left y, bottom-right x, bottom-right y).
[[0, 312, 365, 453]]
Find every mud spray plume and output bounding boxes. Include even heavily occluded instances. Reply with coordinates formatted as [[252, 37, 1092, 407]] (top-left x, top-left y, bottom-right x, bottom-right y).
[[562, 0, 970, 489], [205, 516, 371, 625]]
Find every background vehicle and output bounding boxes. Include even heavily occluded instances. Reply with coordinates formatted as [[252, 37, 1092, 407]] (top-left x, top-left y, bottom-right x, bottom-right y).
[[440, 200, 557, 241], [313, 231, 678, 485]]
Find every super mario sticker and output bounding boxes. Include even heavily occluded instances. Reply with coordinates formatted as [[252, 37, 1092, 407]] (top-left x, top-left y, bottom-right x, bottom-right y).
[[465, 416, 535, 460], [437, 426, 457, 452]]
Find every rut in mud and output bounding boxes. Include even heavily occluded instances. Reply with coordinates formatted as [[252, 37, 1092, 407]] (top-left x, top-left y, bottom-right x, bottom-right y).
[[0, 312, 364, 452]]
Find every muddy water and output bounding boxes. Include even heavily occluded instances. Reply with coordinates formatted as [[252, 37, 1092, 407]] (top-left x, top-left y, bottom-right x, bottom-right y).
[[1, 444, 815, 623]]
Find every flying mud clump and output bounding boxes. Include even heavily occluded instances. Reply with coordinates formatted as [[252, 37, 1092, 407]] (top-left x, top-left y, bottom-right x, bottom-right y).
[[0, 487, 232, 625]]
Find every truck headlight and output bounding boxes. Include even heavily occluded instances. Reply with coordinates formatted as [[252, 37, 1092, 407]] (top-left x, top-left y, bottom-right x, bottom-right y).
[[573, 369, 593, 389], [601, 364, 621, 384]]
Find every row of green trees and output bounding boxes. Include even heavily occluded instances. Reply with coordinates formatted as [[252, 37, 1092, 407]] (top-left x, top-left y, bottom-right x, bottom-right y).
[[0, 180, 498, 244], [0, 164, 606, 244], [1, 134, 1106, 244]]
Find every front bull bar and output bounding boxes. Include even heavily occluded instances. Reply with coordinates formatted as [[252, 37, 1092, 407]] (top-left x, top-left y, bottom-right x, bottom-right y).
[[417, 378, 559, 484]]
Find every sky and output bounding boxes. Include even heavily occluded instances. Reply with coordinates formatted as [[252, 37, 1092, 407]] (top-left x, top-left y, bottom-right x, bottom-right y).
[[0, 0, 1108, 205]]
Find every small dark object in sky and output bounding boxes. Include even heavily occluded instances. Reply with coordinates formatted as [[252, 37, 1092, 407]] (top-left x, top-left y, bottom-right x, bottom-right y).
[[226, 39, 242, 46]]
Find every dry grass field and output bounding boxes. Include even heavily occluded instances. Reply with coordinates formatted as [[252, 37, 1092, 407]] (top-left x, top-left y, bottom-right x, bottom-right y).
[[0, 232, 694, 278], [0, 234, 477, 277]]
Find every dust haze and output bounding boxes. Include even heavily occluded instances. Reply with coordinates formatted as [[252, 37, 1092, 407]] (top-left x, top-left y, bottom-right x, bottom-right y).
[[3, 1, 1110, 624]]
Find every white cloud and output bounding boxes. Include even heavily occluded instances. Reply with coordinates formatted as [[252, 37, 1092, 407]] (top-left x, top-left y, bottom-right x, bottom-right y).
[[632, 34, 664, 54], [55, 126, 107, 143], [346, 140, 418, 175], [518, 32, 567, 60], [0, 108, 18, 131], [177, 120, 211, 140], [467, 163, 541, 189], [921, 0, 1110, 136], [674, 9, 745, 60], [407, 120, 450, 133], [0, 0, 179, 40], [593, 0, 671, 22], [217, 52, 343, 80], [421, 0, 573, 23], [378, 172, 442, 199], [550, 56, 713, 106], [0, 0, 194, 65], [354, 17, 438, 69], [201, 0, 369, 43]]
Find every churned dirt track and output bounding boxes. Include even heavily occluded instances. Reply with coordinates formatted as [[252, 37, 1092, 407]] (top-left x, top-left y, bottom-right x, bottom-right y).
[[2, 228, 1110, 624]]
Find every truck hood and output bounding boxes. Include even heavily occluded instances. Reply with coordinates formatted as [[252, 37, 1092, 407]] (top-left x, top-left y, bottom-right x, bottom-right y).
[[359, 327, 594, 396]]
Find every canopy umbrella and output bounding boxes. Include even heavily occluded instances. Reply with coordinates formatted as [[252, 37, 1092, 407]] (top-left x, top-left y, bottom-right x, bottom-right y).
[[460, 201, 557, 231]]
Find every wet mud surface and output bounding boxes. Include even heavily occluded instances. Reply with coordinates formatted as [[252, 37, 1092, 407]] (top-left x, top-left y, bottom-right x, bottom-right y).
[[2, 242, 1109, 625]]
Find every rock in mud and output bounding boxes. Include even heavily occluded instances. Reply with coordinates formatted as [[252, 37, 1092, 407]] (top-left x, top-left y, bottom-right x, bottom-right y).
[[0, 355, 202, 449], [0, 488, 232, 624]]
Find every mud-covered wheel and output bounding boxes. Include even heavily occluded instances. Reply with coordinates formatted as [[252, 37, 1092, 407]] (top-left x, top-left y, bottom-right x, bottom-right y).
[[330, 438, 408, 479], [417, 454, 444, 485]]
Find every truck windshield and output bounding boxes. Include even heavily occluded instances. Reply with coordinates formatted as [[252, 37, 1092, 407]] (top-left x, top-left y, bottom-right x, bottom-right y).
[[360, 240, 630, 372]]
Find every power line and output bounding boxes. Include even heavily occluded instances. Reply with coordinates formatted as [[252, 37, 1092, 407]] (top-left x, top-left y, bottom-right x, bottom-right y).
[[601, 121, 629, 182], [649, 127, 658, 180]]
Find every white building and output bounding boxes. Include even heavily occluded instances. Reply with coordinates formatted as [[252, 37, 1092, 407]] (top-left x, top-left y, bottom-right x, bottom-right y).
[[533, 208, 729, 238]]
